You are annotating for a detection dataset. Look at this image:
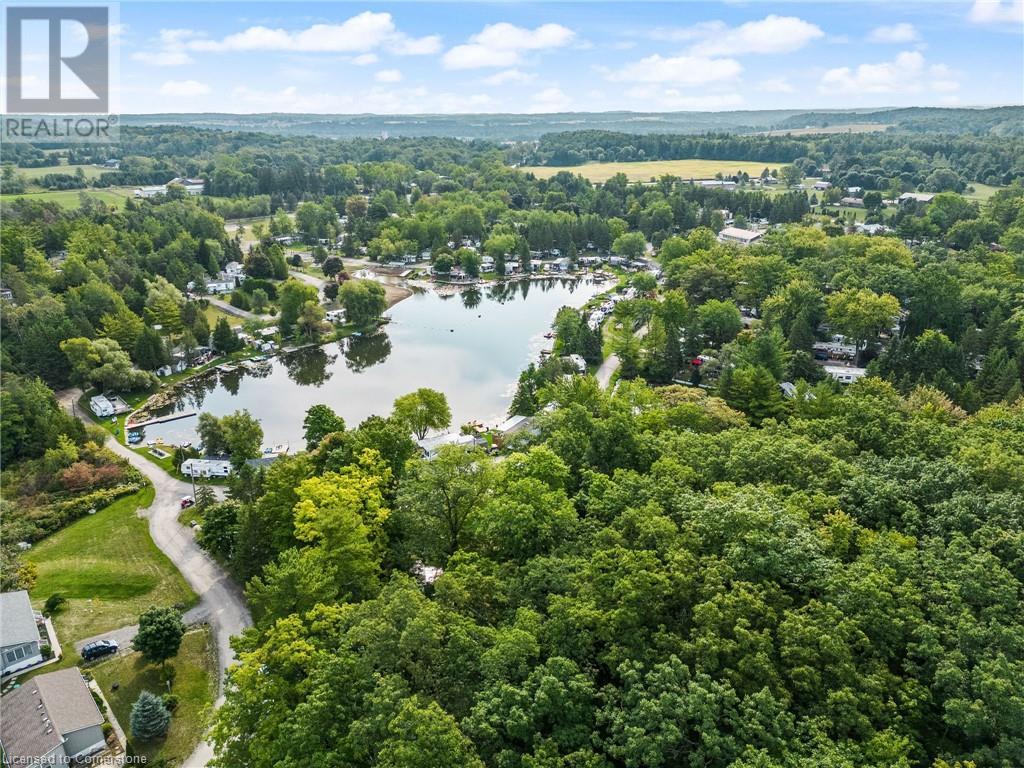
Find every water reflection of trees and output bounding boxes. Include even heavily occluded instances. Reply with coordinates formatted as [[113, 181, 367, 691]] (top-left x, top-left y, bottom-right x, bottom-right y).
[[461, 287, 482, 310], [179, 372, 220, 411], [344, 331, 392, 372], [283, 346, 337, 386]]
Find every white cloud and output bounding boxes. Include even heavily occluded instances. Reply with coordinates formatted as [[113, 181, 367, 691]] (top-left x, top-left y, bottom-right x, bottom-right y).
[[607, 54, 742, 86], [352, 53, 379, 66], [820, 51, 960, 95], [689, 15, 824, 56], [759, 77, 795, 93], [528, 86, 572, 113], [482, 69, 536, 86], [375, 69, 402, 83], [159, 79, 210, 97], [868, 23, 919, 43], [968, 0, 1024, 24], [442, 22, 575, 70], [132, 50, 192, 66], [184, 12, 440, 55]]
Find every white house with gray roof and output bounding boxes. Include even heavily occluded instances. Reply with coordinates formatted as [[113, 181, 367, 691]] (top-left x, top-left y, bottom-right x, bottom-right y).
[[0, 666, 106, 765], [0, 591, 43, 675]]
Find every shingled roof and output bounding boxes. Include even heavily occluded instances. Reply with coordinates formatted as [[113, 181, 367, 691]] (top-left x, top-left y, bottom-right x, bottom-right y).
[[0, 667, 103, 762]]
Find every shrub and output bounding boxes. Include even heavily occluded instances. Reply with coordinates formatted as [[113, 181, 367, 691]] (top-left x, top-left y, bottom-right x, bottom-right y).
[[161, 693, 179, 712], [44, 593, 67, 614]]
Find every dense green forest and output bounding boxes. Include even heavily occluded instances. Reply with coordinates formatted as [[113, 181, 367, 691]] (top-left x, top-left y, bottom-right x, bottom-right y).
[[73, 105, 1024, 140], [2, 124, 1023, 767]]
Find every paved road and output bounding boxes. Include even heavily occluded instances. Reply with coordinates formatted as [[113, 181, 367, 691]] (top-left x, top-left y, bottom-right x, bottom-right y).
[[206, 296, 266, 321], [58, 390, 252, 767], [288, 268, 325, 289], [595, 353, 621, 389], [595, 324, 649, 389], [74, 605, 210, 656]]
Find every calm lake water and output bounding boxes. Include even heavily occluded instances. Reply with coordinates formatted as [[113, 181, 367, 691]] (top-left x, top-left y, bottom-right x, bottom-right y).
[[142, 277, 604, 448]]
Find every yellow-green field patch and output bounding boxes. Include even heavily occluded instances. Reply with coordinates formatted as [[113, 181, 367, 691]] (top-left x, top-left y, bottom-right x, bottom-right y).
[[9, 163, 107, 180], [1, 187, 134, 209], [520, 159, 779, 183]]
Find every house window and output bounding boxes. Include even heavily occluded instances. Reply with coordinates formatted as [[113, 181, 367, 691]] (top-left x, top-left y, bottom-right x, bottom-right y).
[[4, 650, 16, 663]]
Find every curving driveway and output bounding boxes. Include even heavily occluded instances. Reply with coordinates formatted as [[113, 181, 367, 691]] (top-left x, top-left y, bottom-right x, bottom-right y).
[[58, 390, 251, 767]]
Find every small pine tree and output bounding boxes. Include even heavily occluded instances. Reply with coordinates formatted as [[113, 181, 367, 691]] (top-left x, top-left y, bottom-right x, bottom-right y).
[[130, 691, 171, 741]]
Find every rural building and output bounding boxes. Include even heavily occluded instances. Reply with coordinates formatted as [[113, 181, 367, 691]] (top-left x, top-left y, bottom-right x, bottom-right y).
[[823, 365, 867, 384], [495, 414, 536, 439], [88, 394, 130, 418], [167, 177, 205, 195], [813, 340, 858, 360], [840, 197, 865, 208], [898, 192, 936, 205], [180, 458, 232, 478], [133, 185, 165, 198], [698, 179, 737, 189], [416, 432, 485, 460], [813, 181, 832, 190], [326, 309, 346, 323], [0, 591, 44, 675], [717, 227, 764, 246], [856, 223, 891, 235], [0, 667, 106, 764]]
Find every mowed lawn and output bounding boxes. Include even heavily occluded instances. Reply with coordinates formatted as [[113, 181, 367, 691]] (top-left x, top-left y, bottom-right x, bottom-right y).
[[27, 486, 196, 642], [11, 163, 107, 181], [964, 182, 1003, 203], [91, 628, 218, 766], [520, 159, 776, 183], [0, 187, 133, 209]]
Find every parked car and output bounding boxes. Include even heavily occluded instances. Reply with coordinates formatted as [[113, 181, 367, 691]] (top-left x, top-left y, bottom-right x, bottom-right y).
[[81, 639, 118, 661], [180, 496, 195, 509]]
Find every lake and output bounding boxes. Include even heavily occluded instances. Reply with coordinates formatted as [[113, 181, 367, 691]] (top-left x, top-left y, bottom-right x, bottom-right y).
[[141, 277, 605, 449]]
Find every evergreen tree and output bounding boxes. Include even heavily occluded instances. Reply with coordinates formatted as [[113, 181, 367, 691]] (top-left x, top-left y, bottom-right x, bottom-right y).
[[212, 317, 241, 354], [133, 327, 170, 371], [131, 691, 171, 741]]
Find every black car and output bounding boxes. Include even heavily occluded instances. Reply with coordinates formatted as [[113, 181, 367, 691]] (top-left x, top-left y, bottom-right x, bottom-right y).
[[81, 639, 118, 661]]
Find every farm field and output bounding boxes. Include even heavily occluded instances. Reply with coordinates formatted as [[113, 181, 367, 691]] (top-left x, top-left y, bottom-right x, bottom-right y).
[[11, 163, 107, 180], [0, 187, 134, 208], [91, 627, 218, 765], [27, 486, 196, 642], [520, 159, 777, 183], [758, 123, 891, 136], [963, 182, 1003, 203]]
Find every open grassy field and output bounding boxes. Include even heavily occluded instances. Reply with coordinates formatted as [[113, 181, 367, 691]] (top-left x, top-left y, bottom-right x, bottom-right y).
[[91, 627, 218, 766], [963, 182, 1003, 203], [10, 163, 106, 180], [0, 187, 133, 209], [520, 159, 777, 183], [204, 303, 244, 328], [758, 123, 891, 137], [27, 486, 196, 642]]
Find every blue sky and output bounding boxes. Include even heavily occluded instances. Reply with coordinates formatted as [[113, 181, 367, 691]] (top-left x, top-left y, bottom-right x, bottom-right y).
[[109, 1, 1023, 113]]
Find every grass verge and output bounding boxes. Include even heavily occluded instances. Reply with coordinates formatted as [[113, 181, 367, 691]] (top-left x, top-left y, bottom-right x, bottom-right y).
[[90, 627, 218, 766], [27, 486, 196, 642]]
